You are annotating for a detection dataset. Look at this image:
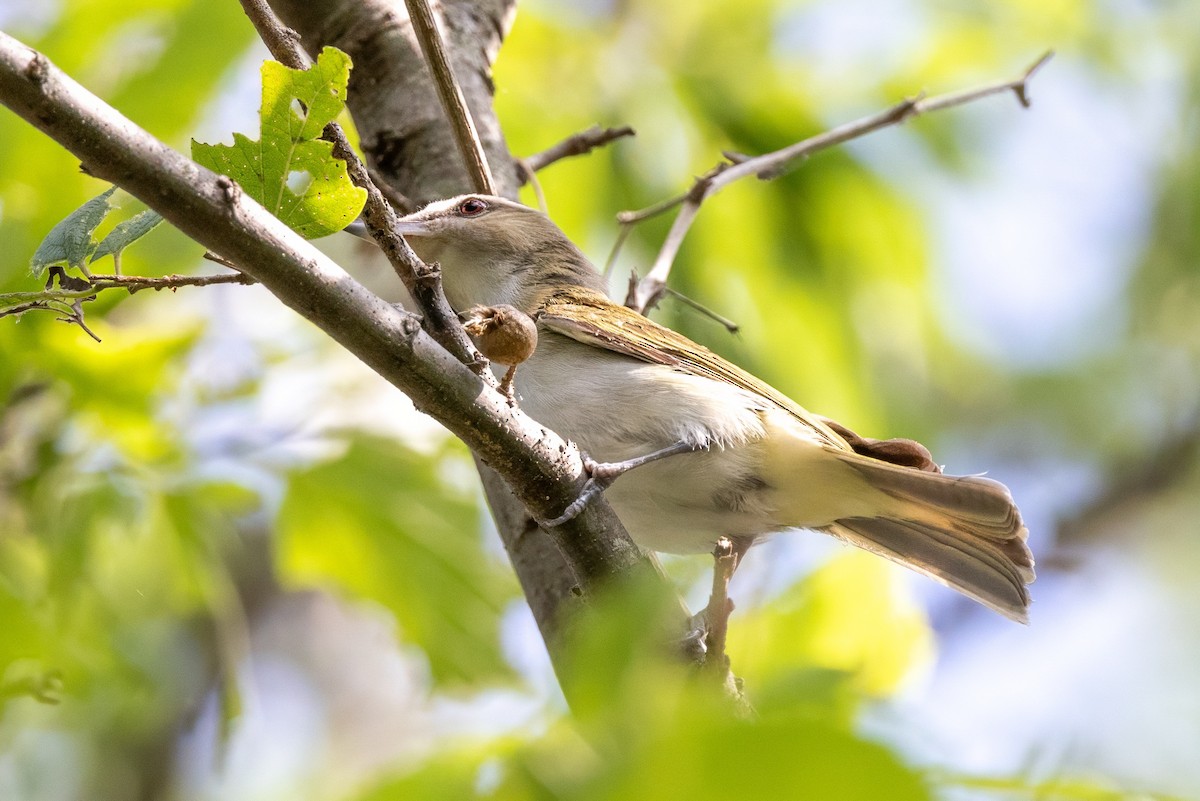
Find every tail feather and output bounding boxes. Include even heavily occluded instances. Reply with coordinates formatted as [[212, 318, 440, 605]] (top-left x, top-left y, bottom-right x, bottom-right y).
[[829, 452, 1035, 622]]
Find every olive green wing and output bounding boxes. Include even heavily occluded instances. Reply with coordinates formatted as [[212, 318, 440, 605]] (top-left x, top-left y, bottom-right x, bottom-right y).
[[535, 287, 850, 450]]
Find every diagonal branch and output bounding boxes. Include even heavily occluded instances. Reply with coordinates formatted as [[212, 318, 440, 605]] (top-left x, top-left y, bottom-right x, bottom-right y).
[[622, 51, 1054, 313], [0, 30, 662, 601], [237, 0, 488, 378], [402, 0, 497, 195], [261, 0, 615, 680]]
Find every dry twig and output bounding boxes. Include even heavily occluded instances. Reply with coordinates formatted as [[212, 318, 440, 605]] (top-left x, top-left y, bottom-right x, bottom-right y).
[[620, 52, 1054, 313], [401, 0, 497, 195], [520, 124, 636, 178], [0, 269, 256, 339]]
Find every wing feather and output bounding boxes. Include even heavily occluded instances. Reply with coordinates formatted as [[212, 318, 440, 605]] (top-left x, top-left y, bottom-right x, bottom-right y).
[[535, 287, 848, 449]]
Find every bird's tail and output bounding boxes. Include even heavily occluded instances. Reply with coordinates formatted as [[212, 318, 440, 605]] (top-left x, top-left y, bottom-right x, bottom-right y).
[[827, 453, 1035, 623]]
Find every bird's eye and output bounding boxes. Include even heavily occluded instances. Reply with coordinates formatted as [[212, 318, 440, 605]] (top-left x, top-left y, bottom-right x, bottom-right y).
[[457, 197, 488, 217]]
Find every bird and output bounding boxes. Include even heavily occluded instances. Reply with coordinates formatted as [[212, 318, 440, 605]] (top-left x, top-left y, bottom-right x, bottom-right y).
[[393, 194, 1035, 622]]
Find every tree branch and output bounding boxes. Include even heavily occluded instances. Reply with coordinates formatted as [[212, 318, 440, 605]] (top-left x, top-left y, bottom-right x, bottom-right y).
[[1057, 416, 1200, 546], [0, 268, 256, 341], [0, 31, 660, 601], [520, 124, 636, 177], [0, 271, 255, 312], [622, 51, 1054, 313], [237, 0, 489, 377], [402, 0, 497, 194], [262, 0, 634, 660]]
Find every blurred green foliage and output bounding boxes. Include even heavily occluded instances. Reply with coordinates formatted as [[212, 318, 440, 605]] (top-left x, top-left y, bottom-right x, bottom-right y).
[[2, 0, 1198, 799], [277, 436, 517, 685]]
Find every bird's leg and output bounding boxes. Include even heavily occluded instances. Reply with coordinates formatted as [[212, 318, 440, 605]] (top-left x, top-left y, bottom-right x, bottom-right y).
[[700, 536, 751, 675], [544, 440, 700, 527], [498, 363, 519, 401]]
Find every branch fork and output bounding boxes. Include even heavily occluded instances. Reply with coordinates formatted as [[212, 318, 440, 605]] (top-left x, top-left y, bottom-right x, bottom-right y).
[[618, 51, 1055, 314]]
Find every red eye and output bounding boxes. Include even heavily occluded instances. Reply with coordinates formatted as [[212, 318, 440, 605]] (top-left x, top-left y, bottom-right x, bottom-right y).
[[457, 197, 488, 217]]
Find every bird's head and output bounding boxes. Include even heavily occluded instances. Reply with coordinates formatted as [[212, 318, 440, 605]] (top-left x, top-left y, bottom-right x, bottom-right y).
[[395, 195, 605, 314]]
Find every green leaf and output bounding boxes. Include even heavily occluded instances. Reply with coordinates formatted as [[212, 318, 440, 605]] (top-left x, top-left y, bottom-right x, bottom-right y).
[[600, 713, 931, 801], [727, 551, 934, 698], [276, 436, 516, 685], [191, 46, 367, 239], [933, 770, 1193, 801], [30, 187, 116, 276], [91, 210, 164, 264]]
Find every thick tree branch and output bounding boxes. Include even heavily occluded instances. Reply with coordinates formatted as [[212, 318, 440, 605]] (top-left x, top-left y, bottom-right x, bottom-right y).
[[0, 31, 660, 600], [262, 0, 631, 656], [622, 51, 1055, 313]]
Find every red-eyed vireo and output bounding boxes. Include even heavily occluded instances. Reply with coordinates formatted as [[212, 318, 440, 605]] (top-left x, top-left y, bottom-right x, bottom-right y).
[[393, 195, 1035, 622]]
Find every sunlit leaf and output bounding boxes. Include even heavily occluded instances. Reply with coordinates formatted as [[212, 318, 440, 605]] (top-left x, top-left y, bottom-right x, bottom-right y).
[[587, 713, 931, 801], [352, 746, 503, 801], [933, 770, 1192, 801], [728, 551, 934, 697], [191, 46, 366, 238]]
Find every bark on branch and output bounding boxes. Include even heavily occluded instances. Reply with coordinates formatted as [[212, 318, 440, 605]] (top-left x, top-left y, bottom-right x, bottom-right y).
[[0, 30, 663, 615], [261, 0, 641, 657]]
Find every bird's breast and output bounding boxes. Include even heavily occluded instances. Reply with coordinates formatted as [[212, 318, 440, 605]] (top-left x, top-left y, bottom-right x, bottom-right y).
[[513, 333, 785, 552]]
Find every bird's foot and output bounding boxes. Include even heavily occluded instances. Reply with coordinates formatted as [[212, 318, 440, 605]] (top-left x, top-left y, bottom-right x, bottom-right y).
[[543, 440, 699, 527], [701, 537, 739, 675]]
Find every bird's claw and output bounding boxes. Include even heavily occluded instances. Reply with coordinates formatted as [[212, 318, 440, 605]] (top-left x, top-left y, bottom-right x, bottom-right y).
[[542, 441, 699, 527], [542, 457, 619, 527]]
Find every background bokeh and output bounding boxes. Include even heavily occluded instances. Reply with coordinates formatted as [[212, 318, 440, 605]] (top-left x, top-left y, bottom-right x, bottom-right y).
[[1, 0, 1198, 799]]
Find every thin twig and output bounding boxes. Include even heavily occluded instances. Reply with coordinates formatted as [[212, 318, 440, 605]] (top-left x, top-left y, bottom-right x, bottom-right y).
[[1, 269, 256, 340], [520, 124, 636, 178], [623, 51, 1054, 313], [81, 272, 256, 292], [0, 271, 255, 310], [402, 0, 496, 195], [202, 250, 242, 270], [601, 224, 634, 280], [1057, 415, 1200, 547], [238, 0, 305, 66], [664, 286, 740, 335], [61, 299, 101, 342], [237, 0, 491, 378]]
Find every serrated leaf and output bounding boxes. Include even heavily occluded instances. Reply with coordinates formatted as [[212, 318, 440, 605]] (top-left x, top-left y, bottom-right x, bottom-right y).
[[30, 187, 116, 276], [276, 436, 516, 686], [91, 210, 164, 264], [191, 46, 366, 239]]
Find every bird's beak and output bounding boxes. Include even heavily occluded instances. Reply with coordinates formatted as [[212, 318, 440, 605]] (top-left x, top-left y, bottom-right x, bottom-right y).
[[393, 219, 432, 237]]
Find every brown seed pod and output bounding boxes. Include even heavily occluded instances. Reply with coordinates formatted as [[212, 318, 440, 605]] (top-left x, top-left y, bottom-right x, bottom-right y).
[[460, 304, 538, 398]]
